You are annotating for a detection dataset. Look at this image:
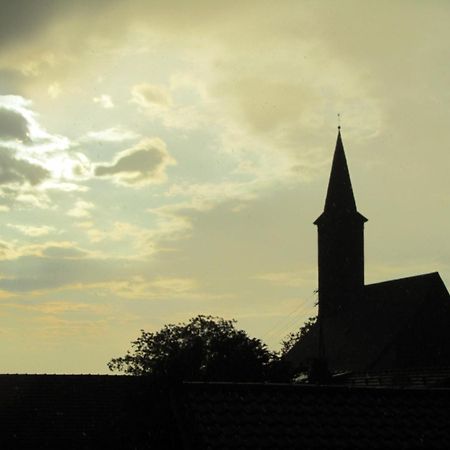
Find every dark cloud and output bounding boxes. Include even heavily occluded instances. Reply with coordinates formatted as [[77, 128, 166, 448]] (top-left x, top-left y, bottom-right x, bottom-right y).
[[0, 1, 67, 51], [0, 147, 49, 186], [0, 253, 141, 293], [96, 148, 162, 176], [0, 108, 29, 141], [0, 0, 240, 51], [95, 138, 175, 186]]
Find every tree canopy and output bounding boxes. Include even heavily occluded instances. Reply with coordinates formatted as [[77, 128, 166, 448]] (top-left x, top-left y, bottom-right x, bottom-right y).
[[280, 315, 317, 356], [108, 315, 284, 382]]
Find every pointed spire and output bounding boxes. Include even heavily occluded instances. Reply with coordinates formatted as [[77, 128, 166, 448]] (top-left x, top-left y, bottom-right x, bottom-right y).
[[314, 129, 367, 225], [323, 129, 357, 214]]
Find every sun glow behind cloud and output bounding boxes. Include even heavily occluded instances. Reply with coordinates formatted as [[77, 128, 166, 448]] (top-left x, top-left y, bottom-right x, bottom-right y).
[[0, 0, 448, 373]]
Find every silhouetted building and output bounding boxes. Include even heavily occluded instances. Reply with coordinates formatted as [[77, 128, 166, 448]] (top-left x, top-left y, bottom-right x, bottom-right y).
[[286, 130, 450, 375]]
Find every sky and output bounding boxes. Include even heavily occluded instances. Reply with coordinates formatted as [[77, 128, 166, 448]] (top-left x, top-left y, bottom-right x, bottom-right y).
[[0, 0, 448, 373]]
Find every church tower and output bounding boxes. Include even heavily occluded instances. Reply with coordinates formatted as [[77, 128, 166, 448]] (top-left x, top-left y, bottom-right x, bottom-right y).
[[314, 129, 367, 318]]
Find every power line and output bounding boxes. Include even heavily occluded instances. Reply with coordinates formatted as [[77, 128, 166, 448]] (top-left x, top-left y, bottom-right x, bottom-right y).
[[261, 290, 317, 343]]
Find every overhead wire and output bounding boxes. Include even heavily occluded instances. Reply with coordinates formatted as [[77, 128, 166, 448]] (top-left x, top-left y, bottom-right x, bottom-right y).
[[261, 290, 318, 344]]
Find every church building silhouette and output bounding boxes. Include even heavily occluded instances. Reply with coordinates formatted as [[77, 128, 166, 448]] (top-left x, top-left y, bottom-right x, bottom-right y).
[[287, 130, 450, 375]]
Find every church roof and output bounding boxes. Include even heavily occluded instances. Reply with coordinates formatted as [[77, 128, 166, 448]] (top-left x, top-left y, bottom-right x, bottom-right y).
[[285, 272, 450, 372], [314, 130, 367, 225]]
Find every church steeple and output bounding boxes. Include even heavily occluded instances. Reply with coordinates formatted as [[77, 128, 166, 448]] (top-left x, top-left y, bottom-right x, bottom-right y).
[[324, 130, 356, 213], [315, 130, 366, 224], [314, 130, 367, 317]]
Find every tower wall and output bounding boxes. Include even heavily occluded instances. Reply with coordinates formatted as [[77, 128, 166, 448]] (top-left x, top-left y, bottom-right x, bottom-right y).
[[317, 215, 365, 317]]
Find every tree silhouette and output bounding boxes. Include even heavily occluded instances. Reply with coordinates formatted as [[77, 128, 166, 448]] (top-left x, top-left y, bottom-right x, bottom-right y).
[[108, 315, 280, 382], [279, 316, 319, 381], [281, 315, 317, 356]]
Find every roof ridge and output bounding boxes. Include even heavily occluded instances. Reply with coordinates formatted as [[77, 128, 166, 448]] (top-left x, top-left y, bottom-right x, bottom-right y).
[[365, 272, 440, 288]]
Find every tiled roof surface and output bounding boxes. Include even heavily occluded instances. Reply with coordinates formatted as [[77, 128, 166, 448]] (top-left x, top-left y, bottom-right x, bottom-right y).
[[2, 375, 450, 449], [178, 382, 450, 449], [0, 374, 178, 449], [286, 272, 450, 372]]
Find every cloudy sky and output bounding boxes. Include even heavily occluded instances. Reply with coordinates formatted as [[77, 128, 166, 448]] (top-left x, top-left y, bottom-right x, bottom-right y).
[[0, 0, 448, 373]]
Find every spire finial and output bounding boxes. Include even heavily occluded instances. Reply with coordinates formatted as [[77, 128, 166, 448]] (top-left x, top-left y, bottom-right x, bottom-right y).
[[337, 113, 341, 131]]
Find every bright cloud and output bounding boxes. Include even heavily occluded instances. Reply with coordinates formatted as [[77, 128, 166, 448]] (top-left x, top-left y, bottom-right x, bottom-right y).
[[7, 224, 56, 237], [79, 276, 200, 300], [93, 94, 114, 109], [0, 95, 92, 200], [83, 126, 139, 143], [47, 82, 62, 99], [67, 199, 95, 218]]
